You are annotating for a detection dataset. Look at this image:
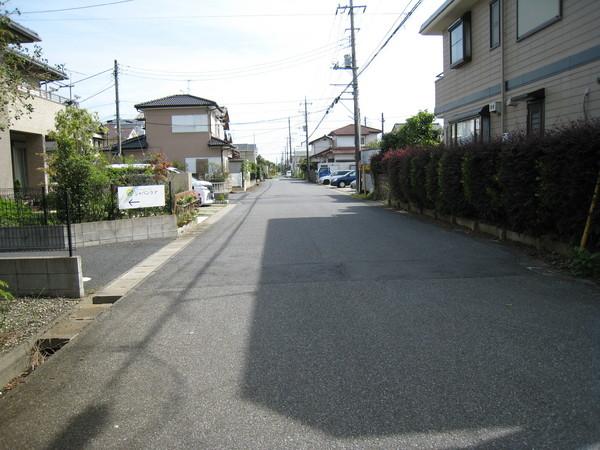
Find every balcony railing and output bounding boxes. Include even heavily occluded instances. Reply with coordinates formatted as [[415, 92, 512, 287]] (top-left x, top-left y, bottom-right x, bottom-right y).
[[19, 86, 74, 105]]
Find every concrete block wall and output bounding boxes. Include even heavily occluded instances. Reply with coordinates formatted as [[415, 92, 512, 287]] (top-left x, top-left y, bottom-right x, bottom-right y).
[[0, 256, 84, 298], [71, 215, 177, 248]]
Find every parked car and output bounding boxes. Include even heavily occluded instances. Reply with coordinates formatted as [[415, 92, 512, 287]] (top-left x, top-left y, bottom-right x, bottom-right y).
[[350, 179, 356, 189], [285, 170, 292, 177], [320, 170, 351, 185], [331, 171, 356, 188], [191, 178, 215, 205]]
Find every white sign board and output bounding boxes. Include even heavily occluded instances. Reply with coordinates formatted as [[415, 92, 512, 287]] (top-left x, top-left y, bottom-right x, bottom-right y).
[[118, 185, 166, 210]]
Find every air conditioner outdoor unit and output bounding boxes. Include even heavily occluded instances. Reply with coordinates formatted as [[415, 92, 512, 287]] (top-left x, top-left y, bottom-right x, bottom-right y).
[[489, 101, 502, 113]]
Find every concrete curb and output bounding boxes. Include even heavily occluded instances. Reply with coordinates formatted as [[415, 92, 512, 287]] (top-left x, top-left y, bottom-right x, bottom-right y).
[[0, 203, 237, 391]]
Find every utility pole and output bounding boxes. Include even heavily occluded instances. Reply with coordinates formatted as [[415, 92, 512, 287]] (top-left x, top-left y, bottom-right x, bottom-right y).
[[288, 117, 292, 172], [337, 0, 366, 192], [381, 112, 385, 135], [114, 59, 122, 160], [304, 97, 310, 181]]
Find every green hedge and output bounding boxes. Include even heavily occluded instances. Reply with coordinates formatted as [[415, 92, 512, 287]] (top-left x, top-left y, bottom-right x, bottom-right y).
[[370, 120, 600, 250]]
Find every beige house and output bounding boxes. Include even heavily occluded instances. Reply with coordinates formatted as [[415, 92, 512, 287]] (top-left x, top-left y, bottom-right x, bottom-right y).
[[0, 19, 68, 189], [131, 94, 235, 178], [420, 0, 600, 144], [310, 124, 381, 170]]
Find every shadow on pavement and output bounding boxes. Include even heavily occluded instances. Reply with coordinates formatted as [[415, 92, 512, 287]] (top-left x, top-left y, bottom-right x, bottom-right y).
[[46, 403, 110, 450], [241, 211, 600, 447]]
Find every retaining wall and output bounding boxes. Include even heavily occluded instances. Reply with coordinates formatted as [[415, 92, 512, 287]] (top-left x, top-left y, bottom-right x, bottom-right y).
[[71, 215, 177, 248], [0, 256, 83, 298]]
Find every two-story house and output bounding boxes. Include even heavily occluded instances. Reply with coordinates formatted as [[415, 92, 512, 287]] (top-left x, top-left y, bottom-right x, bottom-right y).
[[130, 94, 235, 178], [420, 0, 600, 145], [0, 18, 68, 189], [309, 124, 380, 171]]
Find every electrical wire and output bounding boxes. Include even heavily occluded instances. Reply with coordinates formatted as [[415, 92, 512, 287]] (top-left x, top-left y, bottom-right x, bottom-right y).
[[70, 68, 113, 85], [307, 0, 423, 140], [19, 0, 134, 14], [20, 0, 133, 14], [79, 83, 114, 103]]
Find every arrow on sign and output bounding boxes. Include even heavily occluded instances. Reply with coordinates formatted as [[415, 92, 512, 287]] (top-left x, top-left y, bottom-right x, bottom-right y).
[[128, 200, 140, 206]]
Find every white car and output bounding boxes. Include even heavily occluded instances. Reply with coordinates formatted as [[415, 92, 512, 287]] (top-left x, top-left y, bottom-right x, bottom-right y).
[[191, 178, 215, 206], [320, 170, 351, 185], [285, 170, 292, 177]]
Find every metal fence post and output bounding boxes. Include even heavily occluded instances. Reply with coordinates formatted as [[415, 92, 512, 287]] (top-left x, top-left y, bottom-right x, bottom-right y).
[[65, 191, 73, 257], [41, 187, 48, 226], [168, 181, 174, 214]]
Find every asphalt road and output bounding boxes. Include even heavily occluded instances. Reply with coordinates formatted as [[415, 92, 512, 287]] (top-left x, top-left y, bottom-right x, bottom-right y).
[[0, 179, 599, 449]]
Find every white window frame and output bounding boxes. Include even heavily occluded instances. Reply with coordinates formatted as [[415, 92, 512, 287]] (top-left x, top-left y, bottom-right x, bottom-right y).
[[171, 114, 208, 133]]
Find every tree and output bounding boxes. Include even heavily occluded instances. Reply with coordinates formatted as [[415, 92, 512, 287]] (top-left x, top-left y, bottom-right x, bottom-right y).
[[47, 107, 109, 218], [0, 4, 56, 133], [381, 110, 441, 152]]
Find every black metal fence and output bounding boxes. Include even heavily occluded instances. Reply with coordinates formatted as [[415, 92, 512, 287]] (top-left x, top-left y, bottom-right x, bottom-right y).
[[0, 183, 173, 254]]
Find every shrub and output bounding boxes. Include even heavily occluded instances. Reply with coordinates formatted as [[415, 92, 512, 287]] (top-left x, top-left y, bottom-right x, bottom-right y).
[[425, 147, 442, 208], [496, 133, 543, 233], [536, 121, 600, 245], [409, 148, 430, 208], [462, 140, 503, 223], [437, 145, 471, 216]]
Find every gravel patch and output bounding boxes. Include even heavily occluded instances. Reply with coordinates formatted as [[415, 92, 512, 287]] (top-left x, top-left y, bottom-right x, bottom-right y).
[[0, 297, 79, 354]]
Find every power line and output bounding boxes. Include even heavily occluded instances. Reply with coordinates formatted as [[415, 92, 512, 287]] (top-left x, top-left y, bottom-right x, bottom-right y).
[[78, 83, 114, 103], [71, 68, 113, 85], [17, 11, 406, 21], [307, 0, 422, 141], [19, 0, 134, 14]]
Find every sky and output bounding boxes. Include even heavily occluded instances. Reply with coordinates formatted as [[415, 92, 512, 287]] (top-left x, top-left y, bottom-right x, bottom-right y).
[[8, 0, 444, 162]]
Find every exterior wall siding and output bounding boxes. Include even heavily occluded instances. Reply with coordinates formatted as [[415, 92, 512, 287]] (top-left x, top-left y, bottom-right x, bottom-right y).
[[144, 107, 222, 164], [432, 0, 600, 138]]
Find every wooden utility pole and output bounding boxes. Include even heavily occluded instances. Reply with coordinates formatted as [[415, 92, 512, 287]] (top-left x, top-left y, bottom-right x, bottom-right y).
[[288, 117, 292, 172], [304, 97, 310, 181], [337, 0, 366, 192], [114, 59, 122, 160], [381, 112, 385, 135]]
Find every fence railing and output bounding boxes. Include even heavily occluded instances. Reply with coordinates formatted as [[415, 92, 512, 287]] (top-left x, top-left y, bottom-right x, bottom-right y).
[[0, 184, 173, 254]]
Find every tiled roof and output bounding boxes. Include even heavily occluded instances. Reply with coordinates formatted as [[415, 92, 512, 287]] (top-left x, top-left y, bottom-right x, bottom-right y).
[[111, 134, 147, 151], [135, 94, 219, 109], [208, 136, 234, 147], [329, 124, 381, 136]]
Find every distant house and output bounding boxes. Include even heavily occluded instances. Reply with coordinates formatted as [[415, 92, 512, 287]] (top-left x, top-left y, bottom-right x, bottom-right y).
[[235, 143, 257, 163], [103, 117, 145, 151], [309, 124, 381, 171], [420, 0, 600, 145], [131, 94, 235, 178], [0, 18, 68, 189]]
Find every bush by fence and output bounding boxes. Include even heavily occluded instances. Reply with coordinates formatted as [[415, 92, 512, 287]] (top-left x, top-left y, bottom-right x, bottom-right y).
[[370, 120, 600, 250]]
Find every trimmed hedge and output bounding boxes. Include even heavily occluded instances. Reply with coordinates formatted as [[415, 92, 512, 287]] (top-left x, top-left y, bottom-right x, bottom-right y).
[[370, 120, 600, 250]]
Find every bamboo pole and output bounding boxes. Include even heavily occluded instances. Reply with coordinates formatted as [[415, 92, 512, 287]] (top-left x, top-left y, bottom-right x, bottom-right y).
[[579, 165, 600, 250]]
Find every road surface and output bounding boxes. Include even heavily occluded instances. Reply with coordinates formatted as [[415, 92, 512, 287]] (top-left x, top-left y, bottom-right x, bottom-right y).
[[0, 179, 599, 449]]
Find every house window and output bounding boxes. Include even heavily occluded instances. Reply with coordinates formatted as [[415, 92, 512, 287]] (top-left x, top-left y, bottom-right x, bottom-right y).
[[490, 0, 501, 49], [360, 136, 365, 145], [517, 0, 561, 40], [449, 13, 471, 67], [527, 100, 544, 136], [171, 114, 208, 133], [448, 116, 481, 145]]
